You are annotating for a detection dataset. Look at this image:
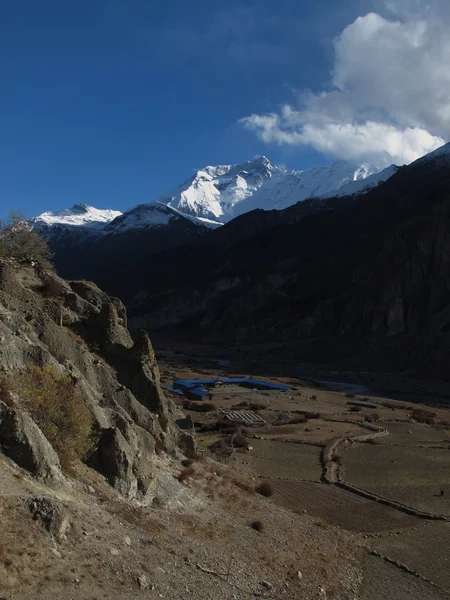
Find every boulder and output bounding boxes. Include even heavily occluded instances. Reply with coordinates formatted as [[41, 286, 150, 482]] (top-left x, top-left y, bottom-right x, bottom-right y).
[[0, 402, 63, 482], [28, 496, 70, 541]]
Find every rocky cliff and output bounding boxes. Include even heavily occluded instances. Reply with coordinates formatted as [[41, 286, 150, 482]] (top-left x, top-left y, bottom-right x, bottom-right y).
[[0, 258, 192, 502]]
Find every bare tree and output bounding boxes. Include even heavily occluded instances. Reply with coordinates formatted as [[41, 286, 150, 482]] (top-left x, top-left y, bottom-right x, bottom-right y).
[[0, 210, 53, 268]]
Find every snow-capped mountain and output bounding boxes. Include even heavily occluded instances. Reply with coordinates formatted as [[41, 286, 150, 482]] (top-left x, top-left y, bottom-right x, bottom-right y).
[[104, 202, 222, 234], [31, 204, 122, 232], [156, 156, 390, 223], [30, 155, 399, 240], [320, 164, 399, 199]]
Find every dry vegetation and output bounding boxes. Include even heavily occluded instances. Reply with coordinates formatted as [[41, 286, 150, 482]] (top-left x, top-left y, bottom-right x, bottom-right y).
[[0, 210, 53, 268], [3, 365, 95, 468]]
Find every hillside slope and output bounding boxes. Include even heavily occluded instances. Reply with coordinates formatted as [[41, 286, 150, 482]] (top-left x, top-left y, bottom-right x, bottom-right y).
[[0, 260, 364, 599], [119, 145, 450, 378]]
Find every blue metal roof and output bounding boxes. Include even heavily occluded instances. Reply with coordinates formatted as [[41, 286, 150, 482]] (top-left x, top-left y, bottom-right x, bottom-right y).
[[173, 377, 291, 396]]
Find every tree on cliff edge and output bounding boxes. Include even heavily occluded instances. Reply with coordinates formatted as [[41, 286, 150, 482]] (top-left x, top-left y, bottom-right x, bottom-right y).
[[0, 210, 53, 269]]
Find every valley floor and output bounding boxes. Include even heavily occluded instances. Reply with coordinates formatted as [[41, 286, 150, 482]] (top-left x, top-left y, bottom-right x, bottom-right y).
[[2, 341, 450, 599], [156, 341, 450, 599]]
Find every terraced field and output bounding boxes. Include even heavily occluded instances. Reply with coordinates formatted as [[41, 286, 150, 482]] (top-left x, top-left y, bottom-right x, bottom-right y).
[[372, 522, 450, 592], [361, 554, 449, 600], [344, 445, 450, 487], [249, 439, 322, 481], [267, 479, 419, 533], [380, 422, 450, 446]]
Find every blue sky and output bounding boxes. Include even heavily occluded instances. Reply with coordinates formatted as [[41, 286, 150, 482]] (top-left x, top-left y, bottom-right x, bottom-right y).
[[1, 0, 448, 218]]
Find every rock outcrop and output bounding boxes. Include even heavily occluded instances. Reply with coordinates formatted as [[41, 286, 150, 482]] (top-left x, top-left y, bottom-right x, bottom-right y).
[[0, 259, 190, 502]]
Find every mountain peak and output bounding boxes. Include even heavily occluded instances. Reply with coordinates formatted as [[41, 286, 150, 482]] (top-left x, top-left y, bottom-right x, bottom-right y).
[[31, 205, 122, 231]]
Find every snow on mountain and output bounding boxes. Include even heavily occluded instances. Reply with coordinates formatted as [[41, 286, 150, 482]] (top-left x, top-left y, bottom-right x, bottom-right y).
[[157, 156, 387, 223], [104, 202, 222, 234], [31, 204, 122, 231], [30, 154, 400, 240], [320, 164, 399, 199]]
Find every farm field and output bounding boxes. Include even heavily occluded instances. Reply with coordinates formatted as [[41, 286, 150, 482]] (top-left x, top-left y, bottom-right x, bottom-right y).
[[248, 439, 322, 481], [380, 422, 450, 446], [372, 522, 450, 592], [266, 479, 419, 533], [343, 444, 450, 487], [157, 344, 450, 600], [364, 483, 450, 515], [361, 554, 449, 600], [252, 419, 367, 444]]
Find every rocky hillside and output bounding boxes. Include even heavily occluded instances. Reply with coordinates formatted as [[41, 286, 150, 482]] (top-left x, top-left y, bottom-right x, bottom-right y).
[[0, 259, 365, 600], [0, 258, 193, 500]]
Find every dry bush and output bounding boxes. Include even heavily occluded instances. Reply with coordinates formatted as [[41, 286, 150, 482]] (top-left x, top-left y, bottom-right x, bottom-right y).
[[310, 395, 317, 400], [232, 479, 254, 494], [184, 448, 204, 461], [181, 458, 193, 467], [255, 481, 274, 497], [411, 408, 435, 425], [345, 393, 356, 398], [250, 520, 264, 532], [182, 400, 215, 413], [289, 415, 308, 424], [314, 519, 329, 529], [41, 273, 65, 297], [178, 467, 195, 483], [249, 403, 265, 411], [364, 412, 380, 423], [64, 327, 86, 346], [8, 365, 95, 468], [232, 435, 249, 449], [0, 378, 15, 407], [154, 439, 165, 456], [349, 406, 362, 413], [379, 401, 397, 411]]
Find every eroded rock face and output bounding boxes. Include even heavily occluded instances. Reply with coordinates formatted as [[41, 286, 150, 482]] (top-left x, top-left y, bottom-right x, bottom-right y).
[[0, 402, 63, 482], [0, 261, 192, 502]]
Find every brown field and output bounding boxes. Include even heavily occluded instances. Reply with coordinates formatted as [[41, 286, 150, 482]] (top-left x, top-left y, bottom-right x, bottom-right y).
[[248, 439, 322, 481], [344, 445, 450, 487], [363, 484, 450, 516], [267, 479, 419, 533], [372, 522, 450, 592], [361, 554, 449, 600], [252, 419, 368, 444], [157, 345, 450, 599], [380, 421, 450, 446]]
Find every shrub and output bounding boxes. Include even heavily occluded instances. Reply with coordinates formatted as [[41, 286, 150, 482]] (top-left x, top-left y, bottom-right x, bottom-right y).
[[232, 435, 249, 449], [314, 519, 329, 529], [249, 403, 265, 411], [182, 400, 215, 413], [8, 365, 95, 468], [64, 327, 86, 346], [181, 458, 194, 467], [232, 479, 254, 494], [255, 481, 274, 497], [0, 211, 53, 269], [154, 439, 165, 456], [310, 395, 317, 400], [349, 406, 362, 413], [289, 415, 308, 424], [411, 408, 435, 425], [345, 393, 356, 398], [177, 467, 195, 483], [250, 520, 264, 532], [364, 412, 380, 423]]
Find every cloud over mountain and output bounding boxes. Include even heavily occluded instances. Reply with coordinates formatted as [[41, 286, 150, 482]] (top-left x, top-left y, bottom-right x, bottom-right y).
[[240, 2, 449, 166]]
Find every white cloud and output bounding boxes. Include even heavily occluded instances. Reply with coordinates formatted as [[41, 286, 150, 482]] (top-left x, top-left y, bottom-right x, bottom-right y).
[[240, 3, 450, 166]]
